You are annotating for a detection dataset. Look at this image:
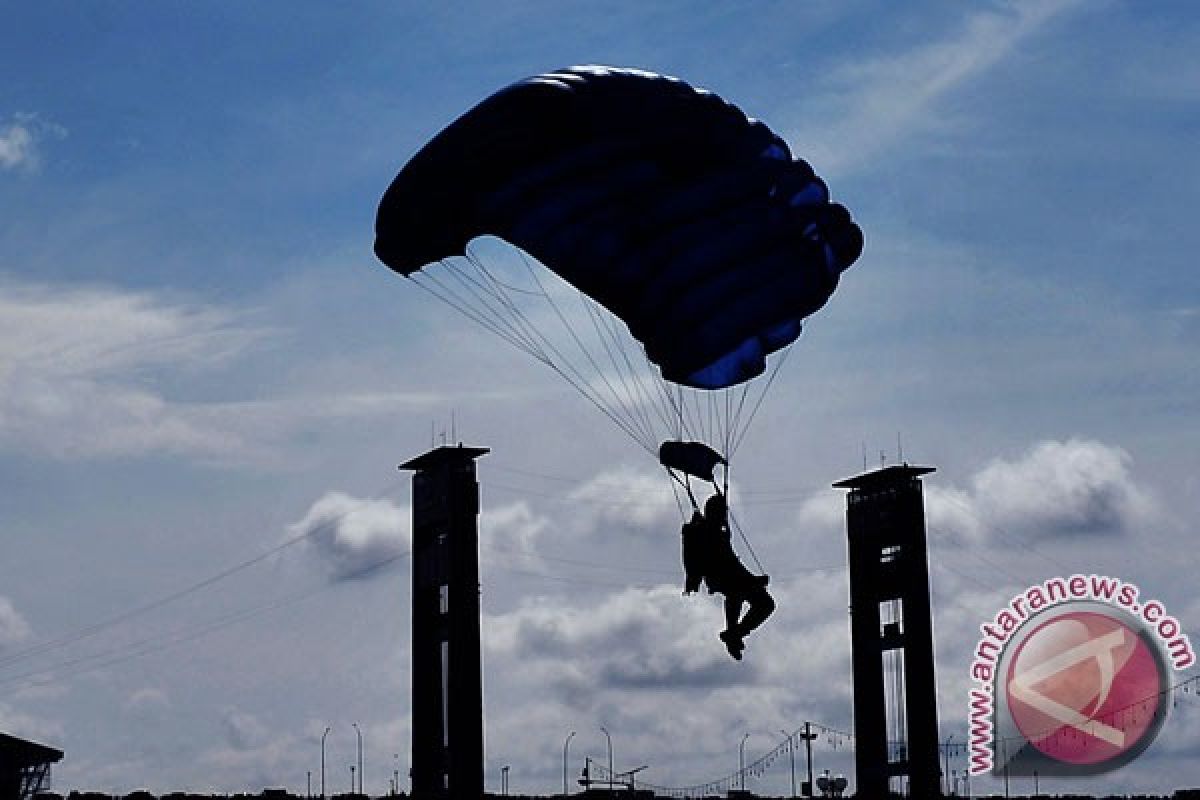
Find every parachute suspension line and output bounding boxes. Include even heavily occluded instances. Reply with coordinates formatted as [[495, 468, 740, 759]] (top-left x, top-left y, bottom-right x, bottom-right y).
[[509, 248, 660, 455], [728, 382, 753, 455], [458, 249, 560, 361], [512, 251, 659, 453], [663, 385, 698, 448], [727, 506, 766, 575], [665, 468, 690, 519], [641, 350, 686, 441], [664, 467, 700, 512], [430, 250, 657, 457], [676, 384, 708, 449], [444, 264, 557, 366], [440, 252, 557, 361], [406, 271, 544, 359], [730, 341, 796, 459], [578, 295, 661, 450], [592, 300, 682, 440]]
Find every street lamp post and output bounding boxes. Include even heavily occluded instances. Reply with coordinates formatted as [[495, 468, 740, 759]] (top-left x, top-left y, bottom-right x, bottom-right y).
[[321, 726, 332, 800], [353, 723, 364, 795], [781, 730, 796, 799], [563, 730, 576, 797], [600, 726, 613, 796], [739, 733, 750, 791]]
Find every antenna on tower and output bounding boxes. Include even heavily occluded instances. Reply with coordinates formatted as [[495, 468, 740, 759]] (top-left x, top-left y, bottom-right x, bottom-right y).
[[452, 410, 457, 444], [862, 441, 868, 472], [898, 432, 904, 464]]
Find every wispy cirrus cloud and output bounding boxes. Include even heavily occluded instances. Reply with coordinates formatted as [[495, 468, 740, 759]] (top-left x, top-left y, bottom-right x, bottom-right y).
[[0, 278, 442, 464], [800, 0, 1086, 173]]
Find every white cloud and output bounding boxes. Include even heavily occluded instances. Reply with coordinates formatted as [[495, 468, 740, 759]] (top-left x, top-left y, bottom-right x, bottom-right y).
[[0, 122, 34, 170], [911, 439, 1157, 547], [565, 466, 681, 537], [486, 586, 744, 694], [0, 113, 65, 172], [290, 491, 409, 582], [221, 707, 269, 751], [124, 687, 171, 714], [482, 500, 550, 562], [0, 596, 31, 650]]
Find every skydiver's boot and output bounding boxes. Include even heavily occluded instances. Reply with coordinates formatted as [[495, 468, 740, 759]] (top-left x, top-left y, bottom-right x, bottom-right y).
[[719, 628, 745, 661]]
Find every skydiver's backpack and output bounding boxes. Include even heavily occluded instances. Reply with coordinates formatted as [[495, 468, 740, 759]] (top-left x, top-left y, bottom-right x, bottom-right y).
[[681, 512, 708, 594]]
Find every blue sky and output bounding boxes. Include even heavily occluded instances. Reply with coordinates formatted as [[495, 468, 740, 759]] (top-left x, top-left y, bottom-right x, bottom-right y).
[[2, 1, 1199, 795]]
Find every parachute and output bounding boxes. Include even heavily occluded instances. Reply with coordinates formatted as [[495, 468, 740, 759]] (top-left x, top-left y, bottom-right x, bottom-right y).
[[374, 65, 862, 497]]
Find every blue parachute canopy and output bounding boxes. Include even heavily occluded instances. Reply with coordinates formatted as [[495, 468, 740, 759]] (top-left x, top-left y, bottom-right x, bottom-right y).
[[374, 65, 862, 389]]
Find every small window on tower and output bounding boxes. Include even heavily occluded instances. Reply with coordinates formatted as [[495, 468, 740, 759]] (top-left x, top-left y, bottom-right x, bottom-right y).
[[880, 544, 901, 563], [439, 584, 449, 614]]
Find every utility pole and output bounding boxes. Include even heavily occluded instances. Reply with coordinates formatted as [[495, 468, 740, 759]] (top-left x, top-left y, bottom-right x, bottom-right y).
[[800, 722, 818, 797]]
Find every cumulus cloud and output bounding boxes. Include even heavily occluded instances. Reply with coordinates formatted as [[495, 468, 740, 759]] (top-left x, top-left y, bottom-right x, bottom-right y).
[[482, 500, 549, 561], [566, 466, 680, 534], [867, 438, 1161, 548], [0, 113, 65, 172], [487, 586, 748, 695], [0, 596, 31, 650], [931, 439, 1154, 549], [970, 438, 1153, 536], [290, 491, 409, 582]]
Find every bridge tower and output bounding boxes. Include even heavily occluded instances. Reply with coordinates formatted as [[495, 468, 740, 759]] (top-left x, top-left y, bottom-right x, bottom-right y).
[[400, 444, 489, 798], [834, 465, 941, 798]]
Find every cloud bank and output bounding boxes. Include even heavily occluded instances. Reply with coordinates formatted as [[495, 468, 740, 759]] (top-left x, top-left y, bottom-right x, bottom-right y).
[[926, 438, 1156, 544]]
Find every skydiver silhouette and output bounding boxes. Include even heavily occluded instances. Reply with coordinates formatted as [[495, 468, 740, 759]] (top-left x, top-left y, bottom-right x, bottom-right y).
[[681, 492, 775, 660]]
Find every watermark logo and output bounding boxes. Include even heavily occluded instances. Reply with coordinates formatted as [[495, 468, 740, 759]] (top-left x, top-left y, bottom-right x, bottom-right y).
[[968, 575, 1193, 777]]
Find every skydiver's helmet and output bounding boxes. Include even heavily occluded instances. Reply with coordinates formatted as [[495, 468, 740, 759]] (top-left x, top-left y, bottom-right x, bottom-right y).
[[704, 493, 727, 521]]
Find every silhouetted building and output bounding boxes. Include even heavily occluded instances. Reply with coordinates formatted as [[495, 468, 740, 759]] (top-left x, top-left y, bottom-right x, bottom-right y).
[[400, 444, 489, 798], [834, 465, 941, 799], [0, 732, 63, 799]]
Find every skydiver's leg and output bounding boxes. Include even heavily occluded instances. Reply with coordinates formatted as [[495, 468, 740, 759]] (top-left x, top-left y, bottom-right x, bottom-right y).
[[720, 594, 746, 660], [738, 586, 776, 636], [724, 594, 744, 633]]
